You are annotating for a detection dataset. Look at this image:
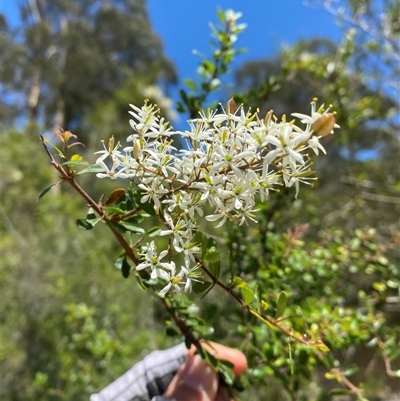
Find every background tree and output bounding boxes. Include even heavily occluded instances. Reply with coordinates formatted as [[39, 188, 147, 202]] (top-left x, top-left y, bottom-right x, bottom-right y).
[[1, 0, 176, 136]]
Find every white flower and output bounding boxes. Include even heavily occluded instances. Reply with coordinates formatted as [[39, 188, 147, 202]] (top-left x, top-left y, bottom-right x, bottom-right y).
[[94, 137, 122, 164], [138, 178, 169, 208], [205, 210, 229, 228], [280, 157, 316, 198], [159, 214, 193, 253], [93, 100, 338, 293], [136, 241, 169, 277], [262, 123, 310, 165], [95, 159, 121, 179], [308, 136, 326, 156], [157, 262, 187, 297]]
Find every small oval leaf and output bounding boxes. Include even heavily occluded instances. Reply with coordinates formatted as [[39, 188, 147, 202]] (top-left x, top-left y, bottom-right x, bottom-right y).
[[275, 291, 288, 319], [241, 286, 254, 306]]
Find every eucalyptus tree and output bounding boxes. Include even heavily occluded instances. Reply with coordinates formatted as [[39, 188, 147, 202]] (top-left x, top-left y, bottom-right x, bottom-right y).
[[1, 0, 176, 135]]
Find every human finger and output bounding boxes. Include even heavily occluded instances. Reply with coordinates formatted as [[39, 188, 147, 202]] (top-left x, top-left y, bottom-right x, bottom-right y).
[[163, 353, 218, 401], [189, 341, 248, 376]]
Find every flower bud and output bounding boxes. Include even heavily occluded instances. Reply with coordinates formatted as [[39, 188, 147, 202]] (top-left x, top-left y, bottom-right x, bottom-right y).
[[133, 139, 140, 160], [312, 114, 336, 137], [226, 98, 237, 115]]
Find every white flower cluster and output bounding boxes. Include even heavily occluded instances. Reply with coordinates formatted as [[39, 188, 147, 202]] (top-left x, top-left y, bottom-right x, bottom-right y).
[[95, 100, 337, 296]]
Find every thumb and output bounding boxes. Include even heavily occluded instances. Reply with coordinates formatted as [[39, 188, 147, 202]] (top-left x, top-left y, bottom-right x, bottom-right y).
[[163, 354, 219, 401]]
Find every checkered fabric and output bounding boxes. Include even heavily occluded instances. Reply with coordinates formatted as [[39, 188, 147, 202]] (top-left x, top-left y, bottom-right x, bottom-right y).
[[90, 343, 187, 401]]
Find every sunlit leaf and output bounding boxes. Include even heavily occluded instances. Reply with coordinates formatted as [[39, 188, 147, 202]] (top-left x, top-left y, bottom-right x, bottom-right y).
[[183, 78, 199, 91], [232, 276, 246, 288], [241, 286, 254, 306], [275, 291, 288, 318], [313, 340, 330, 352], [261, 300, 269, 312], [249, 309, 275, 330], [103, 206, 126, 215]]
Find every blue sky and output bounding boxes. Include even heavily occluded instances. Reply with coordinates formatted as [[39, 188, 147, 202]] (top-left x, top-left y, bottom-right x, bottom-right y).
[[2, 1, 342, 128], [3, 0, 342, 82], [146, 1, 342, 80]]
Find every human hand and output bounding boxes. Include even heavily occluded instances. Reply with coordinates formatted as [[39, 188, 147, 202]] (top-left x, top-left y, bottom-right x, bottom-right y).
[[163, 342, 247, 401]]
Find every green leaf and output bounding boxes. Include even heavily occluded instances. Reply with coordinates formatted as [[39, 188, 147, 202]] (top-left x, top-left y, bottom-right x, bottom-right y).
[[76, 208, 100, 230], [184, 337, 193, 350], [183, 78, 199, 91], [313, 340, 330, 352], [120, 222, 145, 234], [115, 257, 132, 278], [217, 8, 225, 23], [103, 206, 126, 215], [61, 160, 88, 167], [75, 164, 105, 176], [343, 363, 359, 376], [37, 181, 62, 201], [219, 363, 235, 386], [121, 257, 131, 278], [261, 300, 269, 312], [165, 326, 179, 337], [241, 286, 254, 306], [193, 231, 204, 246], [249, 309, 275, 330], [232, 276, 246, 289], [275, 291, 288, 319], [209, 259, 220, 280], [203, 237, 219, 263], [143, 226, 160, 237], [76, 218, 94, 230], [106, 220, 127, 233], [193, 281, 212, 294]]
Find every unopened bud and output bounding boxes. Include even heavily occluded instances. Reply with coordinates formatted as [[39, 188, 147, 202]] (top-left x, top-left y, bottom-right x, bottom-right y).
[[226, 98, 237, 115], [133, 139, 140, 160], [264, 110, 273, 126], [109, 135, 115, 150], [313, 114, 336, 137]]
